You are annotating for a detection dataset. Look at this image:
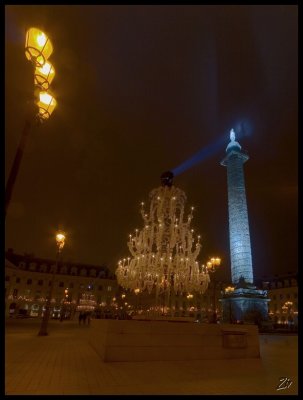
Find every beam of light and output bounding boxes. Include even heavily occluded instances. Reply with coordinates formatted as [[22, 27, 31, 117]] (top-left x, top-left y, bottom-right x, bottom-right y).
[[171, 120, 252, 177], [172, 134, 227, 177]]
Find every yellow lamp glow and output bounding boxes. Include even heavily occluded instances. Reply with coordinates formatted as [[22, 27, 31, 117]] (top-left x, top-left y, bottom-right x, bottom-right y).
[[56, 231, 66, 250], [34, 61, 55, 90], [37, 91, 57, 121], [25, 27, 53, 67]]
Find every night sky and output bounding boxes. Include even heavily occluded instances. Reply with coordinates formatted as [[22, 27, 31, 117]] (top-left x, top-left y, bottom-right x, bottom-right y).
[[5, 5, 298, 281]]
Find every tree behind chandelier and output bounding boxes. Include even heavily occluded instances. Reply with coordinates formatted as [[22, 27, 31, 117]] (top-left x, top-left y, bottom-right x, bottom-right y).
[[116, 172, 210, 312]]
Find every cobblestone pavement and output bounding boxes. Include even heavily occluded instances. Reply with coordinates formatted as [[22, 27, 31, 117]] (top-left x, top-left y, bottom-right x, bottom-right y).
[[5, 319, 298, 395]]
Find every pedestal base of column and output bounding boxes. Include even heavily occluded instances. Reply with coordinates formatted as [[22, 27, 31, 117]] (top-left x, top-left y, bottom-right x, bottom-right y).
[[220, 288, 270, 323]]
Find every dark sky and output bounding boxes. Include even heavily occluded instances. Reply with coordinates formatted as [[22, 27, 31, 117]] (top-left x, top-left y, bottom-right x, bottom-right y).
[[5, 5, 298, 281]]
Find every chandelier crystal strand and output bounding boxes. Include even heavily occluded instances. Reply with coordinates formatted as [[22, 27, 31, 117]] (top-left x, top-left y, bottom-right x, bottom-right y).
[[116, 173, 210, 312]]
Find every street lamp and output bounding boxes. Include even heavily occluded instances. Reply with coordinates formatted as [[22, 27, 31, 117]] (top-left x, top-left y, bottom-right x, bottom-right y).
[[25, 27, 53, 67], [38, 231, 66, 336], [134, 288, 141, 313], [5, 27, 57, 219], [187, 293, 194, 317], [206, 257, 221, 323], [282, 301, 293, 327], [34, 61, 55, 90], [225, 286, 235, 323], [61, 287, 69, 321]]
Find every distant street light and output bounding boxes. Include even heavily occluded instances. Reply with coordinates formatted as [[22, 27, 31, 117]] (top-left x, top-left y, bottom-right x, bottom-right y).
[[38, 231, 66, 336], [206, 257, 221, 323], [5, 27, 57, 219], [134, 288, 140, 313], [225, 286, 235, 323]]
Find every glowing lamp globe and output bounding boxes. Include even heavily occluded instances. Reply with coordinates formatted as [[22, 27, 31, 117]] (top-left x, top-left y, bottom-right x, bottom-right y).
[[37, 91, 57, 121], [25, 27, 53, 67], [34, 61, 55, 90], [56, 231, 66, 250]]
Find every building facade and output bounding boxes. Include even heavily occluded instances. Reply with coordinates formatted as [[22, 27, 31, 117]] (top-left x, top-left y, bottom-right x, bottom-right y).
[[5, 249, 118, 319], [257, 272, 298, 327]]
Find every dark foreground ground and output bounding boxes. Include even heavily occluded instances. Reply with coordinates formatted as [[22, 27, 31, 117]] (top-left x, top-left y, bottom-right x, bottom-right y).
[[5, 318, 298, 395]]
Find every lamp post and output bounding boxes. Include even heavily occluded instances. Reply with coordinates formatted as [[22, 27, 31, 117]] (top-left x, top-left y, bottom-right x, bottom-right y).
[[60, 287, 69, 321], [225, 286, 235, 323], [5, 27, 56, 219], [187, 293, 193, 317], [282, 301, 293, 328], [38, 231, 65, 336], [206, 257, 221, 323], [134, 288, 140, 314]]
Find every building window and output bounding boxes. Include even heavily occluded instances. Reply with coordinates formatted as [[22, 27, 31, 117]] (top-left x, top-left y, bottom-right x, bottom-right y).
[[16, 277, 21, 283], [272, 295, 276, 300], [29, 262, 37, 271], [27, 279, 32, 285], [286, 293, 290, 299], [49, 280, 52, 286], [279, 294, 283, 300], [98, 285, 103, 291], [90, 269, 96, 277], [59, 282, 64, 287], [40, 264, 47, 273], [38, 280, 43, 286], [107, 286, 112, 292], [50, 265, 57, 273], [60, 265, 68, 274], [13, 289, 18, 298], [5, 276, 10, 281], [69, 282, 74, 289]]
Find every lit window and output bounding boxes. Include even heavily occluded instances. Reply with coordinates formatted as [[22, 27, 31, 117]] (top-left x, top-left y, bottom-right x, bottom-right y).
[[107, 286, 112, 291]]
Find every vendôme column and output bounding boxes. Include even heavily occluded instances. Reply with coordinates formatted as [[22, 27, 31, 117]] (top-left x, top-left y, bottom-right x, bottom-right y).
[[221, 129, 253, 284], [220, 129, 269, 323]]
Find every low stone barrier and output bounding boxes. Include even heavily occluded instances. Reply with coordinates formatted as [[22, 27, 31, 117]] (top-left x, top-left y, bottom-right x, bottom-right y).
[[88, 319, 260, 362]]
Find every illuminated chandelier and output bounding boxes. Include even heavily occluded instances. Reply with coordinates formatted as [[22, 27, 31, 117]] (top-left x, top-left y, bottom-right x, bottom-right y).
[[116, 171, 210, 298]]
